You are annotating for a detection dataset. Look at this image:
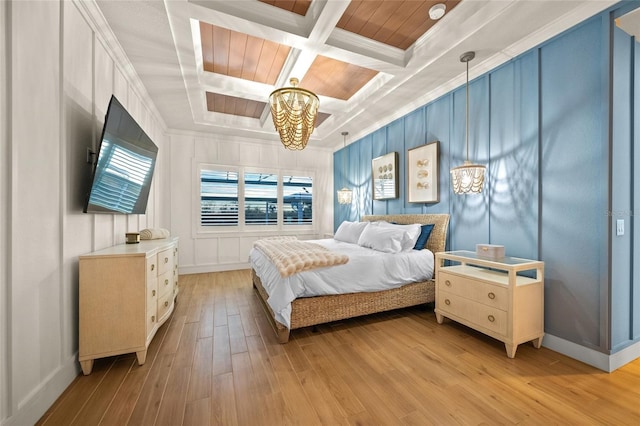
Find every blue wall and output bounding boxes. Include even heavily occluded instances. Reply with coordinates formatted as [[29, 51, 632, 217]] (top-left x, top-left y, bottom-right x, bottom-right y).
[[611, 5, 640, 352], [334, 4, 640, 355]]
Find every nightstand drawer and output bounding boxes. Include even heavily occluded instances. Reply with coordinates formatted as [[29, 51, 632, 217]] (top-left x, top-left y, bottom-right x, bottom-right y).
[[437, 291, 507, 335], [438, 271, 508, 310]]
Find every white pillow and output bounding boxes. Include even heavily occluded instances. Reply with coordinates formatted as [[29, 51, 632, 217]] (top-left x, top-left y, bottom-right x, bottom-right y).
[[376, 221, 422, 251], [334, 221, 369, 244], [357, 225, 407, 253]]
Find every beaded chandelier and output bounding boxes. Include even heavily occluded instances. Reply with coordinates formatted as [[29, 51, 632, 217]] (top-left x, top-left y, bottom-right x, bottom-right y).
[[269, 78, 319, 150]]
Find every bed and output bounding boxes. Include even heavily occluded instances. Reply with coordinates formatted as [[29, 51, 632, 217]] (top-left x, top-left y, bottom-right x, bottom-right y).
[[251, 213, 450, 343]]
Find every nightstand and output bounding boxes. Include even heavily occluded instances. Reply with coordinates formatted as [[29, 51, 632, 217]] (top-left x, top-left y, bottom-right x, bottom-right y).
[[435, 250, 544, 358]]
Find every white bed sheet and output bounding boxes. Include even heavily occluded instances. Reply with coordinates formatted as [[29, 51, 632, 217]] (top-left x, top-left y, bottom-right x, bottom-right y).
[[250, 238, 434, 329]]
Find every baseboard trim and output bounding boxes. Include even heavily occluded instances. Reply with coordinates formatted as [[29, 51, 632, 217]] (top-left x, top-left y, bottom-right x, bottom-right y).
[[543, 334, 640, 372], [2, 354, 80, 426]]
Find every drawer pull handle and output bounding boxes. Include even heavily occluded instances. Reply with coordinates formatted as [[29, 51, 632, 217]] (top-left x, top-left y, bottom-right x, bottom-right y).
[[151, 264, 155, 271], [152, 290, 156, 297], [444, 299, 451, 305], [165, 279, 169, 286], [488, 292, 496, 300], [164, 257, 169, 264], [445, 280, 451, 287], [488, 315, 495, 322], [151, 315, 155, 322], [164, 301, 169, 307]]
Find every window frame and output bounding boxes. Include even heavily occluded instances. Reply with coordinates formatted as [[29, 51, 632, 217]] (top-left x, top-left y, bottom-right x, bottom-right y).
[[195, 163, 315, 236]]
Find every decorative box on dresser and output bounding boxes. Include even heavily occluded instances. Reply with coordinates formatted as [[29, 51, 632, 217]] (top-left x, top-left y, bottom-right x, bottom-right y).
[[434, 250, 544, 358], [78, 237, 179, 375]]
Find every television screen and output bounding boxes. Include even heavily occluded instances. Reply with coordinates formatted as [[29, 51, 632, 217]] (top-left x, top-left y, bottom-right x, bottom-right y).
[[83, 95, 158, 214]]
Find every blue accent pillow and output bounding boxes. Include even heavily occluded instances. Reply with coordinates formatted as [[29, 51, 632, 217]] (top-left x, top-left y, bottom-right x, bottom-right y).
[[413, 224, 435, 250]]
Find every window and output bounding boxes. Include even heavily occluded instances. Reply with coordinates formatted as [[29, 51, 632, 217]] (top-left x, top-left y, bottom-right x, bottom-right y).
[[200, 169, 238, 226], [199, 165, 313, 230], [283, 175, 312, 225], [244, 172, 277, 225]]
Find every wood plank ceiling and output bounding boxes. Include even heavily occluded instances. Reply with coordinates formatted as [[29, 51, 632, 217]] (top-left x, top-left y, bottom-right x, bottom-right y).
[[199, 0, 461, 129]]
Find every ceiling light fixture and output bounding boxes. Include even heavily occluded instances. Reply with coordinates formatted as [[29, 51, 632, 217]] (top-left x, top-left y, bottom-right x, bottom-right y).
[[269, 77, 319, 150], [337, 131, 353, 205], [429, 3, 446, 20], [450, 51, 486, 194]]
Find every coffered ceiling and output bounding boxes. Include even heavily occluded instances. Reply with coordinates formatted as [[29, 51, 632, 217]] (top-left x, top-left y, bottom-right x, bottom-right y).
[[94, 0, 618, 150]]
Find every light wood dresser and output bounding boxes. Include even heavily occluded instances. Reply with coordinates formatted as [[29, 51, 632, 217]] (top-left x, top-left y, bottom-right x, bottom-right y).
[[78, 237, 179, 375], [435, 250, 544, 358]]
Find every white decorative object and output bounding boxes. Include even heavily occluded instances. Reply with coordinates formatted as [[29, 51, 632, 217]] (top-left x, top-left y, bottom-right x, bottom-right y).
[[476, 243, 505, 259], [408, 141, 439, 203]]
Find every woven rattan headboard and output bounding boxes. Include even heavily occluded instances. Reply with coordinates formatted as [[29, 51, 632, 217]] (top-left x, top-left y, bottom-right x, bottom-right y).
[[361, 214, 450, 254]]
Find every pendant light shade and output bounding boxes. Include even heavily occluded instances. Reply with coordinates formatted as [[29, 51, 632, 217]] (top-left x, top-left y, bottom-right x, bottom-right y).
[[337, 187, 353, 205], [337, 131, 353, 205], [450, 51, 485, 194], [269, 77, 319, 150]]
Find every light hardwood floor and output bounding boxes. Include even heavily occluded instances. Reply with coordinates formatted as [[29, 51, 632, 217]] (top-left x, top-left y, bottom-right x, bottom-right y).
[[38, 270, 640, 425]]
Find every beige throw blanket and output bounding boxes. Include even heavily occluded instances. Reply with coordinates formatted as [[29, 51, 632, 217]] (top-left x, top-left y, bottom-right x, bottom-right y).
[[254, 238, 349, 278]]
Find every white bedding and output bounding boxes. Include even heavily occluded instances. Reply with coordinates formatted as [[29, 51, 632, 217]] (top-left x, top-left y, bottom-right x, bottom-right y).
[[250, 238, 435, 328]]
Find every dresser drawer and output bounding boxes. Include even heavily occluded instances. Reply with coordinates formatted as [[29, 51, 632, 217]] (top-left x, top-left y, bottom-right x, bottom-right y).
[[157, 290, 174, 322], [438, 290, 507, 336], [438, 271, 508, 310], [146, 255, 157, 276], [157, 248, 173, 276], [157, 270, 172, 298]]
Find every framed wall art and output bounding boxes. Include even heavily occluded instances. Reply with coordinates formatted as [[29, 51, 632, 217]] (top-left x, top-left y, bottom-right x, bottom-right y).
[[372, 152, 398, 200], [407, 141, 439, 203]]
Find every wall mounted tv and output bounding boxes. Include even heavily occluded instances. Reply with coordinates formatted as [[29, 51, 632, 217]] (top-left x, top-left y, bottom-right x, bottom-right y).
[[83, 95, 158, 214]]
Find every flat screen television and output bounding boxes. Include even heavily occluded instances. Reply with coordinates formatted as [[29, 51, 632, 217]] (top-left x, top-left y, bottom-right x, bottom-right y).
[[83, 95, 158, 214]]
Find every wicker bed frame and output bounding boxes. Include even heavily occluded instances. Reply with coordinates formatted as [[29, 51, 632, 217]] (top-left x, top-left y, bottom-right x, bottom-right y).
[[252, 213, 450, 343]]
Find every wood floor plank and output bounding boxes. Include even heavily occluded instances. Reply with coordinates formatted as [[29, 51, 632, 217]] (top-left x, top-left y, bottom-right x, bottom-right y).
[[158, 314, 186, 356], [173, 321, 199, 369], [231, 352, 261, 425], [270, 353, 323, 425], [186, 336, 213, 402], [98, 367, 150, 426], [198, 303, 215, 338], [227, 314, 248, 354], [37, 358, 114, 425], [300, 343, 366, 417], [296, 368, 350, 426], [212, 325, 232, 376], [155, 366, 190, 426], [183, 397, 210, 426], [126, 353, 174, 425], [212, 297, 228, 327], [38, 270, 640, 426], [211, 372, 238, 426], [70, 356, 135, 425]]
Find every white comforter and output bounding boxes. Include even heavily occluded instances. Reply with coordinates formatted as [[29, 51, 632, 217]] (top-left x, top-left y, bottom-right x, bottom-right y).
[[250, 239, 435, 328]]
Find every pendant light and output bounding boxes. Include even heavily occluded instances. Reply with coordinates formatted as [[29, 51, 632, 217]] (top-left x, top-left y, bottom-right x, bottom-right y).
[[269, 77, 319, 150], [336, 131, 353, 205], [450, 51, 486, 194]]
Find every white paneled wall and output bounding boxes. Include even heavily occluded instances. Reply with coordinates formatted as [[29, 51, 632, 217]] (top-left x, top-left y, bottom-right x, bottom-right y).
[[170, 132, 333, 274], [0, 2, 168, 425], [0, 3, 7, 424]]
